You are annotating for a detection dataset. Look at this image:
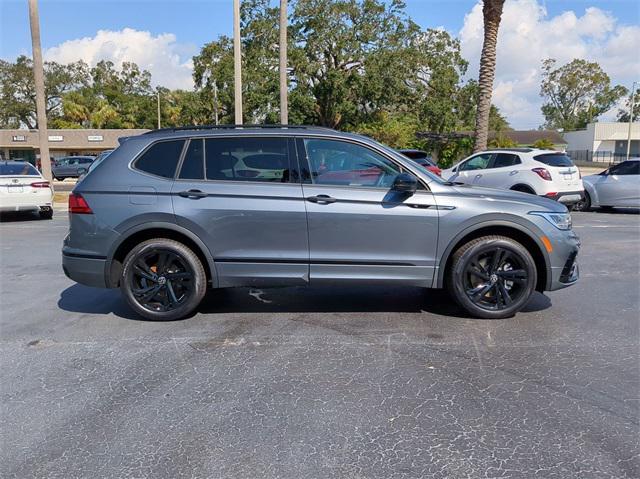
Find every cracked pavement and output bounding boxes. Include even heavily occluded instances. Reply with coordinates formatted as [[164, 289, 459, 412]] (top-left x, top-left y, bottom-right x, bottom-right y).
[[0, 211, 638, 478]]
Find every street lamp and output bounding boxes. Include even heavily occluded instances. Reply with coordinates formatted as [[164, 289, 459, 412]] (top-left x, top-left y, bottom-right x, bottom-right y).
[[626, 81, 637, 161]]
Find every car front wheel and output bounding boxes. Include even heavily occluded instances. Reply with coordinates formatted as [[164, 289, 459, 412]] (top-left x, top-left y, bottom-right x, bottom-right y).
[[121, 238, 207, 321], [447, 236, 537, 319]]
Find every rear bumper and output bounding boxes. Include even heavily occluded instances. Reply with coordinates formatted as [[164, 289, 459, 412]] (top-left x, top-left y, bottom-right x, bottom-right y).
[[62, 252, 107, 288], [543, 190, 584, 205]]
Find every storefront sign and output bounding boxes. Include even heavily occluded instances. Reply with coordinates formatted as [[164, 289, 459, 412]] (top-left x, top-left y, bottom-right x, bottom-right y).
[[87, 135, 104, 142], [11, 135, 26, 142], [48, 135, 64, 142]]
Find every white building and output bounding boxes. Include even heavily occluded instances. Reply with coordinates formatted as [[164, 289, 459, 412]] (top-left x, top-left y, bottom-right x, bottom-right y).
[[563, 122, 640, 162]]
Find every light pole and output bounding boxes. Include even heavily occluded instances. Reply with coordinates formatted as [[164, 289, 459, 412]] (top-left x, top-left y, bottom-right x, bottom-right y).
[[626, 81, 637, 161], [233, 0, 243, 125], [28, 0, 51, 181], [279, 0, 288, 125], [156, 90, 161, 129]]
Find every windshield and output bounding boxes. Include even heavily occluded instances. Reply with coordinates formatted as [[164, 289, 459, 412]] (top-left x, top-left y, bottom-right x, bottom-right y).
[[0, 162, 40, 176], [534, 153, 573, 167]]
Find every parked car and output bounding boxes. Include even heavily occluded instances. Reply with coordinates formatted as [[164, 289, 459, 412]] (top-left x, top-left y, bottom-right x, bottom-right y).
[[0, 161, 53, 219], [63, 126, 580, 321], [398, 149, 442, 176], [52, 156, 95, 180], [441, 149, 584, 207], [576, 158, 640, 211]]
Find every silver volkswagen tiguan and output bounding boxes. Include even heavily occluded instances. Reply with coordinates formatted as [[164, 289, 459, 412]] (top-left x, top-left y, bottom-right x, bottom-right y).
[[62, 126, 580, 320]]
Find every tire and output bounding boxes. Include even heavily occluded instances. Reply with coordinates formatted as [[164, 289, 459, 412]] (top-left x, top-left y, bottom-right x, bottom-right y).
[[120, 238, 207, 321], [39, 209, 53, 220], [446, 235, 537, 319], [573, 192, 591, 212]]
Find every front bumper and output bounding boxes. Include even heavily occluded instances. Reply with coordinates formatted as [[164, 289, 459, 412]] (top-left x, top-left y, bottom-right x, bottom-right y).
[[547, 231, 580, 291], [62, 252, 107, 288]]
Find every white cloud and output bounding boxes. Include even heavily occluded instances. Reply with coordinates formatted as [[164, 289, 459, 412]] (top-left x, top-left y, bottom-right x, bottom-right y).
[[44, 28, 196, 90], [460, 0, 640, 129]]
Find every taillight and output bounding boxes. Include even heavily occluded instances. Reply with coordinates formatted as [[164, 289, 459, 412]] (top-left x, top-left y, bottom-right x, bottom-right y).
[[68, 193, 93, 214], [532, 168, 552, 181], [30, 181, 50, 188]]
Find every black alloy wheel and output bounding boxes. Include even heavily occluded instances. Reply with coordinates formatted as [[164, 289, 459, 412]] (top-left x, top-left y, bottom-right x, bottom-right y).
[[121, 239, 206, 320], [447, 236, 537, 319]]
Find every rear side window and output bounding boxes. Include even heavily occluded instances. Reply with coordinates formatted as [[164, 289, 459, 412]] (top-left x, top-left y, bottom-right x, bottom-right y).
[[0, 163, 40, 176], [135, 140, 186, 178], [609, 161, 640, 176], [179, 139, 205, 180], [205, 137, 290, 182], [534, 153, 573, 167], [492, 153, 521, 168]]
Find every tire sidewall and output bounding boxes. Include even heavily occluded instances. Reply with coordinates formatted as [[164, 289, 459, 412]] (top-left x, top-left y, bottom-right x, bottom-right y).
[[451, 238, 537, 319], [121, 239, 206, 321]]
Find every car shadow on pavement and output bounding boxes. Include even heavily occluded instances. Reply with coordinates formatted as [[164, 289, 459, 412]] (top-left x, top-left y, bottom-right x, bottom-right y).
[[0, 212, 43, 222], [58, 283, 552, 321]]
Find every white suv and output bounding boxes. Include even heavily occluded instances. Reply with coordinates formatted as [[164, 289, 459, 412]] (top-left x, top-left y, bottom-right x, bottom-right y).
[[441, 149, 584, 206]]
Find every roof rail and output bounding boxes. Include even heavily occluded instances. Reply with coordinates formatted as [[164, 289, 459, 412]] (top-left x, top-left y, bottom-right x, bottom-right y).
[[143, 124, 334, 135]]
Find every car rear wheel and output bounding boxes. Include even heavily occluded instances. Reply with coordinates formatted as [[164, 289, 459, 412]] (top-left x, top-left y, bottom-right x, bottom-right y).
[[121, 238, 206, 321], [446, 236, 537, 319], [39, 208, 53, 220]]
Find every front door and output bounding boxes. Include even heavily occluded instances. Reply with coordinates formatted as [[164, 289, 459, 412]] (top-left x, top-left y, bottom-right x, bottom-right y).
[[172, 136, 309, 287], [453, 153, 493, 186], [597, 161, 640, 207], [298, 138, 439, 286]]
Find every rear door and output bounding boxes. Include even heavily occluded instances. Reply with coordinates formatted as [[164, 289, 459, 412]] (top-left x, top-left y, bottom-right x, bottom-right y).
[[480, 153, 522, 188], [298, 137, 439, 286], [533, 153, 582, 192], [172, 136, 309, 287]]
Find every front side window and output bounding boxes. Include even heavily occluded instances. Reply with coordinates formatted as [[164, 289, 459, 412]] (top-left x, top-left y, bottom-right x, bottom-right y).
[[134, 140, 186, 178], [205, 137, 290, 182], [608, 161, 640, 176], [459, 154, 492, 171], [303, 139, 401, 188]]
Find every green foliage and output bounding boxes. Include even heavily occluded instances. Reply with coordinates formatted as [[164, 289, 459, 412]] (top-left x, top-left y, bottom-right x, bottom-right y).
[[354, 112, 422, 149], [488, 135, 517, 148], [532, 138, 556, 150], [437, 136, 474, 168], [540, 58, 627, 130], [616, 93, 640, 122]]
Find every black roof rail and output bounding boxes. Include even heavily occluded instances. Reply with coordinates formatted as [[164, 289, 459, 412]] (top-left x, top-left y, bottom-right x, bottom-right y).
[[142, 124, 335, 135]]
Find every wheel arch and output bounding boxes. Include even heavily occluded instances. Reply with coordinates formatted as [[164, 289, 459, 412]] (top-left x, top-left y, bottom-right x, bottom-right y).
[[105, 222, 217, 288], [436, 222, 550, 293], [510, 183, 536, 194]]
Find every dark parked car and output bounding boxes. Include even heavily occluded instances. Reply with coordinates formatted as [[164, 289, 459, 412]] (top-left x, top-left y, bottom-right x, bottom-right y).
[[398, 149, 442, 176], [63, 126, 579, 321], [52, 156, 95, 180]]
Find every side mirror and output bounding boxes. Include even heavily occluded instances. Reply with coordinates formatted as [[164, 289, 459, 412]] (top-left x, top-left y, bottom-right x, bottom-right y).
[[392, 172, 418, 194]]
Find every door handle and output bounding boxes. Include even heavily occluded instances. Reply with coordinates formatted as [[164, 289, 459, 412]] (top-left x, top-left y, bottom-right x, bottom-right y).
[[306, 194, 336, 204], [475, 174, 482, 179], [509, 170, 518, 176], [178, 189, 208, 199]]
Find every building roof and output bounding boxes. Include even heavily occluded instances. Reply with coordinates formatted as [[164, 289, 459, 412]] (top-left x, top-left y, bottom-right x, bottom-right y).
[[0, 129, 149, 150], [490, 130, 567, 145]]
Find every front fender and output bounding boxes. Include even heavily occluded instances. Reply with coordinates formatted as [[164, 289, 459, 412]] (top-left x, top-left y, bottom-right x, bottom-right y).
[[434, 216, 552, 290]]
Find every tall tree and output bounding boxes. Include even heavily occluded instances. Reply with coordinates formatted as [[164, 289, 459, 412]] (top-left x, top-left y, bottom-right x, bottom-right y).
[[473, 0, 505, 153], [540, 58, 627, 130]]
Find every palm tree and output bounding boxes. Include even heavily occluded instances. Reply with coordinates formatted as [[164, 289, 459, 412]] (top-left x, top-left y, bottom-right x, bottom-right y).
[[473, 0, 506, 153]]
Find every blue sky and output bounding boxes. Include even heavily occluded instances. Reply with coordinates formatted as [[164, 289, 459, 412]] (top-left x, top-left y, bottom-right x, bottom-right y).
[[1, 0, 639, 128]]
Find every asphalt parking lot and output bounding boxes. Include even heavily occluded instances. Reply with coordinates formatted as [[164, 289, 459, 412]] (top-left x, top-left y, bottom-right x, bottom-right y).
[[0, 210, 638, 478]]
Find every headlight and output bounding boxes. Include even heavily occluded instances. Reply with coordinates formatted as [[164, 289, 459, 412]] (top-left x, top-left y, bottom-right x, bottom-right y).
[[529, 211, 572, 230]]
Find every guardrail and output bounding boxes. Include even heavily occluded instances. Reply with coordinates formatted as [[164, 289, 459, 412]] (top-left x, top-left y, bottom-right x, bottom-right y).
[[566, 150, 630, 165]]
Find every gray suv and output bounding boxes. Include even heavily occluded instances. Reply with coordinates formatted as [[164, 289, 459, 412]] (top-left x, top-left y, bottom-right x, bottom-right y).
[[62, 126, 580, 320]]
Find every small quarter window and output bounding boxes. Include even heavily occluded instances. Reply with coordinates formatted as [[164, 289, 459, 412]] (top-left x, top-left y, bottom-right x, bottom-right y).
[[179, 139, 205, 180], [135, 140, 185, 178]]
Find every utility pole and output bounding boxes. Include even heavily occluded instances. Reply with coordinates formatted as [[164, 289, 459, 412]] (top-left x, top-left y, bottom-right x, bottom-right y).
[[626, 81, 636, 161], [213, 83, 219, 125], [233, 0, 243, 125], [28, 0, 51, 181], [156, 90, 161, 129], [279, 0, 288, 125]]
